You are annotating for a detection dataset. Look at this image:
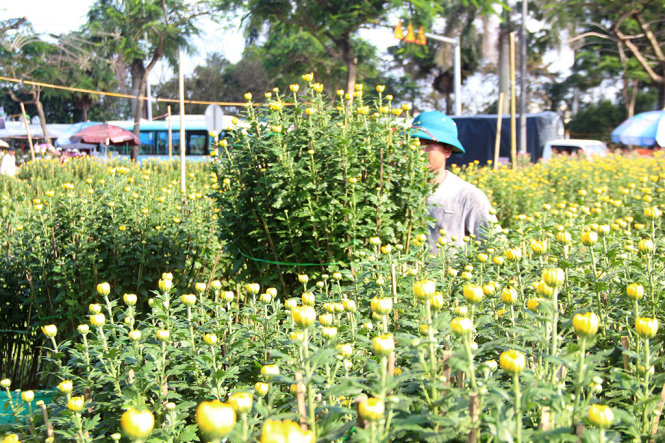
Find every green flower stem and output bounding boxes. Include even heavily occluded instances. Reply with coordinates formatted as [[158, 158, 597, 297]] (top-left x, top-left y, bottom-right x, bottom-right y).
[[634, 299, 640, 321], [303, 328, 316, 438], [103, 294, 115, 326], [383, 409, 395, 441], [48, 336, 61, 368], [210, 346, 223, 400], [81, 333, 92, 386], [647, 254, 655, 317], [241, 412, 249, 441], [510, 306, 516, 334], [549, 287, 560, 384], [187, 306, 196, 353], [160, 340, 169, 404], [599, 428, 606, 443], [213, 290, 221, 330], [263, 306, 270, 362], [642, 337, 652, 433], [462, 334, 478, 391], [74, 411, 88, 443], [26, 402, 36, 436], [514, 372, 522, 443], [3, 387, 19, 422], [571, 336, 587, 426], [227, 302, 233, 338], [589, 247, 604, 334], [380, 355, 388, 398], [425, 300, 438, 404]]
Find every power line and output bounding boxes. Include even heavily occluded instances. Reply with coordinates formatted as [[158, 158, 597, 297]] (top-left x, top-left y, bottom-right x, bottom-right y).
[[0, 75, 249, 107]]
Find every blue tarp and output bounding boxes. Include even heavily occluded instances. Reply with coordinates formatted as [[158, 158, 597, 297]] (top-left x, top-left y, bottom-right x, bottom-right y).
[[449, 112, 564, 166]]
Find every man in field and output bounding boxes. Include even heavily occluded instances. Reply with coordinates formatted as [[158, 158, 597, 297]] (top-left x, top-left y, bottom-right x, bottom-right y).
[[410, 111, 493, 249]]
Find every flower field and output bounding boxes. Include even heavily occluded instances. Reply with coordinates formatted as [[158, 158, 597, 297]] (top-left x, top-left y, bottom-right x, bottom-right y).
[[0, 158, 226, 392], [1, 147, 664, 441]]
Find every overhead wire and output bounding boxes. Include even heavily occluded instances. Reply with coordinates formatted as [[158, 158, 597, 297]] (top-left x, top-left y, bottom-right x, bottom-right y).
[[0, 74, 250, 107]]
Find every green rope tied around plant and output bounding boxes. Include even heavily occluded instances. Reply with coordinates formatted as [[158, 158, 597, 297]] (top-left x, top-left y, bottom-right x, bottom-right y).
[[237, 249, 340, 267]]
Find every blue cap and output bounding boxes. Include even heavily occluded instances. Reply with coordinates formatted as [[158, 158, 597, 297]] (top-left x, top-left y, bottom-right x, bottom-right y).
[[410, 111, 465, 153]]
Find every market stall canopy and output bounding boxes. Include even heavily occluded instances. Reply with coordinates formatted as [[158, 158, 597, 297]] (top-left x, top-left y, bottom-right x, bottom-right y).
[[611, 110, 665, 147], [70, 123, 139, 145], [55, 121, 101, 147], [0, 121, 68, 139]]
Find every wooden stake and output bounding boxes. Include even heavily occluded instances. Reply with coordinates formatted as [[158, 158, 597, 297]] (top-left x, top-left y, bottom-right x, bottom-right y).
[[19, 102, 35, 161], [509, 32, 517, 169], [441, 351, 452, 388], [388, 351, 395, 376], [539, 406, 551, 431], [39, 401, 54, 439], [494, 92, 504, 170], [456, 370, 465, 389], [167, 105, 173, 160], [178, 50, 186, 193], [621, 336, 630, 372], [295, 371, 308, 431], [575, 423, 585, 442], [392, 263, 399, 330], [354, 394, 369, 429], [467, 393, 479, 443], [649, 380, 665, 439]]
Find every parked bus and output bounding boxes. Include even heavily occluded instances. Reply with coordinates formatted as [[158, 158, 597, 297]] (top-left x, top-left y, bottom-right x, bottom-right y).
[[107, 115, 243, 160]]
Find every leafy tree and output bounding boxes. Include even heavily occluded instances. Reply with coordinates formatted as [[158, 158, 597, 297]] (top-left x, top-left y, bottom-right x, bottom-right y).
[[389, 2, 486, 114], [0, 21, 60, 144], [213, 0, 452, 95], [86, 0, 208, 159], [554, 0, 665, 114], [154, 51, 271, 115]]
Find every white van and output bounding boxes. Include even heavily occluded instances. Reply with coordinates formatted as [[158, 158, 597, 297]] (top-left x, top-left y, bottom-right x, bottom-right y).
[[542, 139, 608, 161]]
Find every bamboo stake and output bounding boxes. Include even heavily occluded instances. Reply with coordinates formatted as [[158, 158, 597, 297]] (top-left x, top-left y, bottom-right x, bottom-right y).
[[621, 336, 630, 372], [178, 51, 186, 193], [575, 423, 585, 442], [295, 371, 308, 430], [441, 351, 452, 388], [649, 380, 665, 440], [539, 406, 551, 431], [467, 393, 479, 443], [457, 371, 465, 389], [354, 394, 369, 429], [494, 92, 504, 170], [39, 401, 54, 439], [19, 102, 35, 161], [509, 32, 517, 169], [167, 105, 173, 160]]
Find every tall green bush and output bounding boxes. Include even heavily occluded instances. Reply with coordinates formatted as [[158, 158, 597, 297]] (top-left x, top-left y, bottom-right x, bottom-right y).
[[0, 159, 227, 388], [212, 80, 433, 290]]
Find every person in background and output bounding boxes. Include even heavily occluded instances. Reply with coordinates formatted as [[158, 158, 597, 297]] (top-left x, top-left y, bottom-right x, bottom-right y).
[[0, 148, 18, 177], [410, 111, 493, 249]]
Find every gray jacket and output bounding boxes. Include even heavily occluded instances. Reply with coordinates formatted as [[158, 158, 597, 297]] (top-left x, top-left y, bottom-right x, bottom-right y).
[[426, 172, 492, 249]]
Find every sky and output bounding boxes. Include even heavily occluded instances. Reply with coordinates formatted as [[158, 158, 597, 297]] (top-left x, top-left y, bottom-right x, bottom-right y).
[[0, 0, 246, 82], [2, 1, 574, 115]]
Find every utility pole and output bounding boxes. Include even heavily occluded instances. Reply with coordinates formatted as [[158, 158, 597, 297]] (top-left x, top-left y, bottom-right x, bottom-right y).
[[425, 33, 462, 116], [519, 0, 528, 155]]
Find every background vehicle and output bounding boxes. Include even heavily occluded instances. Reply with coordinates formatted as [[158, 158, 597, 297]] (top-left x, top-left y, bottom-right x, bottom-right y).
[[541, 139, 609, 160], [108, 115, 243, 161]]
